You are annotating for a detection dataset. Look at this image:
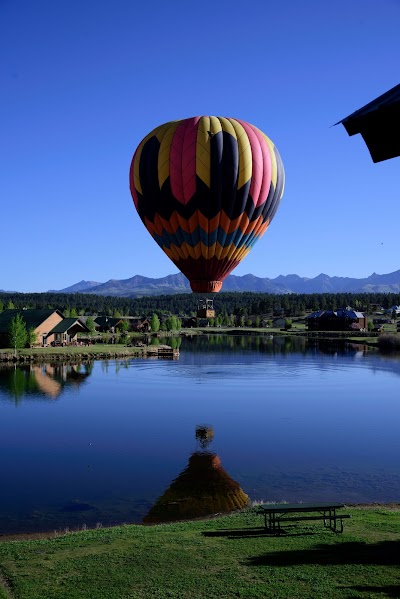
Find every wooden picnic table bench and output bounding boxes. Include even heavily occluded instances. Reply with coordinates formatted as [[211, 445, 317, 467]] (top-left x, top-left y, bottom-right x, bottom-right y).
[[258, 502, 351, 534]]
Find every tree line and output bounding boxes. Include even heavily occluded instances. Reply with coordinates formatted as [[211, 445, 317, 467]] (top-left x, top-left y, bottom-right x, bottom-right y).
[[1, 291, 399, 320]]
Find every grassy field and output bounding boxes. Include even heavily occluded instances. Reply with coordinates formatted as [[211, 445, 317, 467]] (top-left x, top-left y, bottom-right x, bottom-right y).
[[0, 345, 143, 357], [0, 506, 399, 598]]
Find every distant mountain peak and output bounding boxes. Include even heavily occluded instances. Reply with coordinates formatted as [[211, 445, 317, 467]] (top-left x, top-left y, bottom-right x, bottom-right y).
[[48, 280, 101, 293], [46, 269, 400, 297]]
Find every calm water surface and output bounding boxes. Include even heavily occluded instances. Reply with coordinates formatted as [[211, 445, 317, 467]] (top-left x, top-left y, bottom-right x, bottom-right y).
[[1, 335, 400, 533]]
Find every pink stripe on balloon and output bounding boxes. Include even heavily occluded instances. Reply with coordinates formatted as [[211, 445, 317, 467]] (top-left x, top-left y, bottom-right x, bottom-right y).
[[182, 116, 200, 204], [170, 121, 188, 203], [246, 123, 272, 208], [236, 119, 271, 208]]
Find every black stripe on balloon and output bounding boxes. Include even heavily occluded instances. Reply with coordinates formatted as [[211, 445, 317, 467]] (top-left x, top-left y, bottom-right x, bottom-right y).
[[210, 130, 223, 214], [260, 183, 276, 223], [138, 136, 162, 217], [136, 179, 268, 224], [220, 130, 238, 217], [265, 148, 284, 222]]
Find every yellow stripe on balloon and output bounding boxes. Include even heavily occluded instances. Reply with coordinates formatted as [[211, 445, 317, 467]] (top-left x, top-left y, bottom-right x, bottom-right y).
[[219, 117, 238, 139], [209, 116, 222, 136], [155, 120, 178, 143], [232, 244, 252, 262], [227, 118, 252, 189], [157, 121, 180, 189]]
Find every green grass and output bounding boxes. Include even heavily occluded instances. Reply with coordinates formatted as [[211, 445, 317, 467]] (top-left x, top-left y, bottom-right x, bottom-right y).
[[0, 344, 143, 357], [0, 507, 399, 598]]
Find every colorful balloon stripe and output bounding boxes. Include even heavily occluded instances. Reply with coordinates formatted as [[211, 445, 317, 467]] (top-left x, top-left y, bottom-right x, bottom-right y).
[[130, 116, 284, 292], [152, 221, 269, 251]]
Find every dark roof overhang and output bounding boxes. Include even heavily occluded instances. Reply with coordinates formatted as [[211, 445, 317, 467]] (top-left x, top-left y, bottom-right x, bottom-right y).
[[335, 83, 400, 163]]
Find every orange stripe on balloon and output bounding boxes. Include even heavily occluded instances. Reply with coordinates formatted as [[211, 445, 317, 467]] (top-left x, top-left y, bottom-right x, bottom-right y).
[[145, 209, 266, 239]]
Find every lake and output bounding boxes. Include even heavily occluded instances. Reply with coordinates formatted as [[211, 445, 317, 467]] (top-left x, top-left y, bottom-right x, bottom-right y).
[[1, 335, 400, 533]]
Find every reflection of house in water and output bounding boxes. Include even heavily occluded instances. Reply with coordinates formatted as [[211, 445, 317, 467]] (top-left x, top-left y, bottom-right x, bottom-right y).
[[144, 426, 249, 524], [31, 363, 92, 398], [0, 362, 93, 401], [31, 365, 62, 398]]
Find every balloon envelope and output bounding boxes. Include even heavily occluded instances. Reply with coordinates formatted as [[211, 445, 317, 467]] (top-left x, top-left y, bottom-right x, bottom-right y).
[[129, 116, 285, 292]]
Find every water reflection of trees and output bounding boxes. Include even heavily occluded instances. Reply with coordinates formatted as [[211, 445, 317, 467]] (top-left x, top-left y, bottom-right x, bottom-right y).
[[143, 336, 182, 350], [180, 334, 379, 359], [144, 426, 249, 524], [0, 362, 93, 403], [181, 334, 308, 355]]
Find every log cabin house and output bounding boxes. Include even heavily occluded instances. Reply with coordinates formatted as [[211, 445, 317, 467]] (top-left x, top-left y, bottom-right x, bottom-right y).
[[0, 309, 89, 347], [306, 308, 368, 332]]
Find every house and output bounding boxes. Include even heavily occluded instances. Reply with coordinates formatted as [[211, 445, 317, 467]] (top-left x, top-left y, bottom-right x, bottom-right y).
[[386, 306, 400, 315], [247, 315, 271, 328], [183, 317, 197, 328], [273, 318, 286, 328], [373, 318, 391, 325], [130, 317, 151, 332], [182, 317, 210, 328], [94, 316, 124, 333], [48, 318, 90, 346], [306, 308, 368, 332], [0, 309, 89, 348]]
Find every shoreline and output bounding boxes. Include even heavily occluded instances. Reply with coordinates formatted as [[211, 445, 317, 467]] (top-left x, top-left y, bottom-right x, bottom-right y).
[[1, 502, 399, 543], [0, 328, 382, 363], [0, 344, 179, 363]]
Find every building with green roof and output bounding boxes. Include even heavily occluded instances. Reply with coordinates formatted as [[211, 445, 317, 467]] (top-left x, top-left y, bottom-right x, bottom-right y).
[[0, 309, 89, 348]]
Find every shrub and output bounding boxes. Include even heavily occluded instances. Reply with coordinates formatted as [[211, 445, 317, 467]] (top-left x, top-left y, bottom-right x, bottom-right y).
[[377, 334, 400, 350]]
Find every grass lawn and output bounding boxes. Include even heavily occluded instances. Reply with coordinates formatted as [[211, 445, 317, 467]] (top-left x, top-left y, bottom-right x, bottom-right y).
[[0, 506, 399, 598], [0, 345, 143, 357]]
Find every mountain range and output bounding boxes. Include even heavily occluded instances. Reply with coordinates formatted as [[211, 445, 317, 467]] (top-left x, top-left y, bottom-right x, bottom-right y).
[[47, 269, 400, 297]]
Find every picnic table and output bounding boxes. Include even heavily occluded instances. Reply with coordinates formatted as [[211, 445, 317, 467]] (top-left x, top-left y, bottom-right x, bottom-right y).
[[258, 502, 350, 534]]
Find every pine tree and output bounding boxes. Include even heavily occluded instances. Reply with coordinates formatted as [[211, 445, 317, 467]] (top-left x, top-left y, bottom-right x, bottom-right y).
[[150, 314, 160, 332], [9, 314, 28, 354]]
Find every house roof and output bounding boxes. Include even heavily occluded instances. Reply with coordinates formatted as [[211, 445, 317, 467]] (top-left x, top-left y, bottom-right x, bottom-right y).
[[94, 317, 123, 327], [337, 84, 400, 126], [48, 318, 89, 334], [0, 309, 63, 332], [306, 309, 365, 320], [336, 83, 400, 162]]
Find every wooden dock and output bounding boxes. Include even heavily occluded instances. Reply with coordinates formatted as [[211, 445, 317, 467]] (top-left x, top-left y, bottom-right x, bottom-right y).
[[141, 344, 179, 359]]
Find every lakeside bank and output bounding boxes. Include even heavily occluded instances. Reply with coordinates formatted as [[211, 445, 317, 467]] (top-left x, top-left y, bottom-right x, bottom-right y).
[[0, 343, 179, 363], [0, 506, 399, 599]]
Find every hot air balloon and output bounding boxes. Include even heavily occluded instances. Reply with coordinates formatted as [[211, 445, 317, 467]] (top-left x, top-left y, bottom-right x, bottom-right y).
[[129, 116, 285, 293]]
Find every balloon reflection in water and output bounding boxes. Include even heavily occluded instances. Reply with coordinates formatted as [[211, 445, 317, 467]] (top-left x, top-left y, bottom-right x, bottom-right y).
[[195, 424, 214, 449], [144, 426, 249, 523]]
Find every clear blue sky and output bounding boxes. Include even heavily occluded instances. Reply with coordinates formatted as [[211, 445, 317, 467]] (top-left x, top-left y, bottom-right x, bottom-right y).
[[1, 0, 399, 292]]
